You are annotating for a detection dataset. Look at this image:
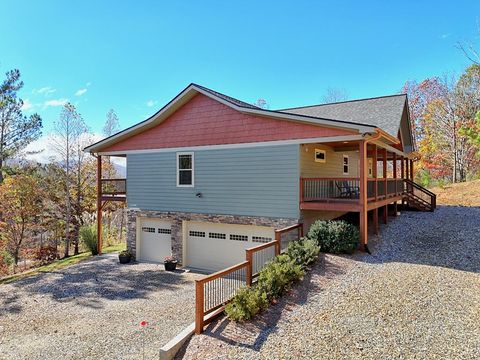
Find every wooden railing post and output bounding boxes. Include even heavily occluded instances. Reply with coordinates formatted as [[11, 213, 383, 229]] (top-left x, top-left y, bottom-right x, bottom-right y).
[[299, 223, 304, 238], [274, 231, 281, 255], [245, 250, 253, 287], [299, 177, 304, 204], [195, 280, 204, 335]]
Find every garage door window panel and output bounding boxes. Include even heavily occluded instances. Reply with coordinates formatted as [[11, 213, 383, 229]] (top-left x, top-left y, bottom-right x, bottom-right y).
[[230, 234, 248, 242]]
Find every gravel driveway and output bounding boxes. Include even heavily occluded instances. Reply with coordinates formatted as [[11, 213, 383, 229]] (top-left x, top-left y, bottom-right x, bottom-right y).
[[178, 206, 480, 359], [0, 253, 201, 360]]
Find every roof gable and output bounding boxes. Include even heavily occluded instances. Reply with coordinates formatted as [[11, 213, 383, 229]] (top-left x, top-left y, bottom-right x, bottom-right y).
[[85, 84, 377, 153], [100, 93, 356, 153]]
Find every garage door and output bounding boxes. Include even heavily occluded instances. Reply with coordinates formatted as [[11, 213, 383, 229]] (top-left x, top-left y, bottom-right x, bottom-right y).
[[186, 222, 275, 272], [138, 218, 172, 263]]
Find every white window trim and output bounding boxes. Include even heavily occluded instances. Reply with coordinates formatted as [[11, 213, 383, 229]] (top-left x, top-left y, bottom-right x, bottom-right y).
[[176, 152, 194, 187], [343, 154, 349, 175], [314, 149, 326, 163]]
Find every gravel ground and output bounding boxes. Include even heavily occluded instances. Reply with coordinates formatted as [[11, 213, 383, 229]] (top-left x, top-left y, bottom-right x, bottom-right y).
[[0, 253, 201, 360], [178, 206, 480, 359]]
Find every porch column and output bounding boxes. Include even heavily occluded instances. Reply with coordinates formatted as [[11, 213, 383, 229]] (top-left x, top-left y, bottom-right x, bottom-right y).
[[97, 155, 103, 255], [406, 158, 410, 181], [401, 156, 405, 206], [393, 153, 398, 216], [401, 156, 405, 179], [372, 144, 378, 235], [382, 149, 388, 224], [410, 159, 414, 181], [359, 140, 368, 250]]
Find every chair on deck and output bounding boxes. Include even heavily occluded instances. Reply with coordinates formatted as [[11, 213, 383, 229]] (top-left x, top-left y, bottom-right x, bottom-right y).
[[335, 181, 360, 199]]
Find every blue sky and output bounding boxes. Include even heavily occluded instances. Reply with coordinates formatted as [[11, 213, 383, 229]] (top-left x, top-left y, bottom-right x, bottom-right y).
[[0, 0, 478, 141]]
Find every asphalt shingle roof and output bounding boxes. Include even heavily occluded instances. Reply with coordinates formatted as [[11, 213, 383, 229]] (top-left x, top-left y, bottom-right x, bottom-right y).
[[279, 94, 407, 137], [193, 83, 261, 109]]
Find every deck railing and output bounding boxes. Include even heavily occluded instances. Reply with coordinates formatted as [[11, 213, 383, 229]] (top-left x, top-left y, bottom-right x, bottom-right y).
[[301, 177, 405, 203], [301, 177, 360, 201], [101, 179, 126, 195], [195, 223, 303, 334]]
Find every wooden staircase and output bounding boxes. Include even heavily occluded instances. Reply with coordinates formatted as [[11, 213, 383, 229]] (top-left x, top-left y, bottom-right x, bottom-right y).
[[404, 179, 436, 212]]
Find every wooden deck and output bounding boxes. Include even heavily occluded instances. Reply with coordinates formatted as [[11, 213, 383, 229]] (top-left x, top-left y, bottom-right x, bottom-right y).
[[300, 177, 405, 212]]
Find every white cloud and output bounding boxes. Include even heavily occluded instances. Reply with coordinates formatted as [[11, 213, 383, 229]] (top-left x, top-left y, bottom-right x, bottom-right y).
[[146, 99, 158, 107], [440, 33, 450, 39], [43, 98, 69, 108], [34, 86, 56, 96], [22, 99, 34, 111], [75, 88, 87, 96]]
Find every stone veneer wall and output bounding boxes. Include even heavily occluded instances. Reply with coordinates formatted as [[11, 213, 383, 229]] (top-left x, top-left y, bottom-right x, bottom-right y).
[[127, 209, 299, 264]]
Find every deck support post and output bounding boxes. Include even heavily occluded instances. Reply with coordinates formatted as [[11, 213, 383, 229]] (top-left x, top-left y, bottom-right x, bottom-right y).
[[97, 155, 103, 255], [383, 205, 388, 224], [373, 208, 379, 234], [372, 144, 378, 235], [359, 140, 368, 250], [410, 159, 414, 180]]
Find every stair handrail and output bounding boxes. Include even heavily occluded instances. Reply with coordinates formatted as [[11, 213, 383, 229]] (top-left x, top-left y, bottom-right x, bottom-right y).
[[404, 179, 436, 209], [404, 179, 436, 196]]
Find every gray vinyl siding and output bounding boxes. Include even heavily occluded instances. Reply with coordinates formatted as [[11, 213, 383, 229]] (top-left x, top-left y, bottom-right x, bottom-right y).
[[126, 145, 300, 218]]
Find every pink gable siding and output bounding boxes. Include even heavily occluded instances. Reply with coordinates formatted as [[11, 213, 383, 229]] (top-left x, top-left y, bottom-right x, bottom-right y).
[[102, 94, 356, 152]]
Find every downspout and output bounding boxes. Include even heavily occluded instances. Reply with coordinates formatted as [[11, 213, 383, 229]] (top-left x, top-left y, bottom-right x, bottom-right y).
[[359, 130, 383, 255]]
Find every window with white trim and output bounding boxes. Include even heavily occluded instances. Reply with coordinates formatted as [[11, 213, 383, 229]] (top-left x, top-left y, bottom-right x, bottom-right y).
[[343, 155, 349, 175], [177, 152, 194, 187]]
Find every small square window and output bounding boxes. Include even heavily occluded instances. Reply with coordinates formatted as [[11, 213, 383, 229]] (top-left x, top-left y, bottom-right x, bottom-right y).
[[343, 155, 349, 175], [315, 149, 326, 163], [177, 152, 194, 187]]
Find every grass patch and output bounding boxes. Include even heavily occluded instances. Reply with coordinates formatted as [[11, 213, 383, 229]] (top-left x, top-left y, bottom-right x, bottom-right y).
[[0, 243, 125, 285]]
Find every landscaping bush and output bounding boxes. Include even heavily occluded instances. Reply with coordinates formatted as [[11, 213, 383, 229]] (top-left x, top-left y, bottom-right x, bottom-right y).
[[34, 246, 58, 265], [226, 252, 305, 322], [285, 238, 320, 269], [80, 225, 98, 255], [257, 254, 304, 300], [307, 220, 359, 254], [224, 287, 268, 321]]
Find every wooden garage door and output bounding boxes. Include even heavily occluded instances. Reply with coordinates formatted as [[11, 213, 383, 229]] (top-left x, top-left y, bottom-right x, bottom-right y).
[[186, 221, 274, 272], [138, 218, 172, 263]]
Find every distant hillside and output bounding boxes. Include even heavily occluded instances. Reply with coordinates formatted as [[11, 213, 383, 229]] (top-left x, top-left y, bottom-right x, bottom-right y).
[[430, 180, 480, 207]]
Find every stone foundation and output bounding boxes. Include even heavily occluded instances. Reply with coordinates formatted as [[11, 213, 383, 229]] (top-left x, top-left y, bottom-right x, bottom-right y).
[[127, 209, 298, 264]]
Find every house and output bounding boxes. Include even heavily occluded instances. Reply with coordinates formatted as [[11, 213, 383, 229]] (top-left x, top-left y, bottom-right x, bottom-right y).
[[84, 84, 435, 272]]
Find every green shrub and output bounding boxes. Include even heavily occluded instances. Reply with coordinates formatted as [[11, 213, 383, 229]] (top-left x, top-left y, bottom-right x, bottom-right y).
[[225, 240, 319, 322], [285, 238, 320, 269], [224, 287, 268, 321], [257, 254, 304, 300], [308, 220, 359, 254], [80, 225, 98, 255]]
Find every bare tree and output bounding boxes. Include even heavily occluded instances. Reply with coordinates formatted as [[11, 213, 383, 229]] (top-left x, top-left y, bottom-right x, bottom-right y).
[[103, 109, 120, 137], [50, 103, 85, 257], [321, 87, 348, 104], [457, 21, 480, 65], [253, 99, 269, 109]]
